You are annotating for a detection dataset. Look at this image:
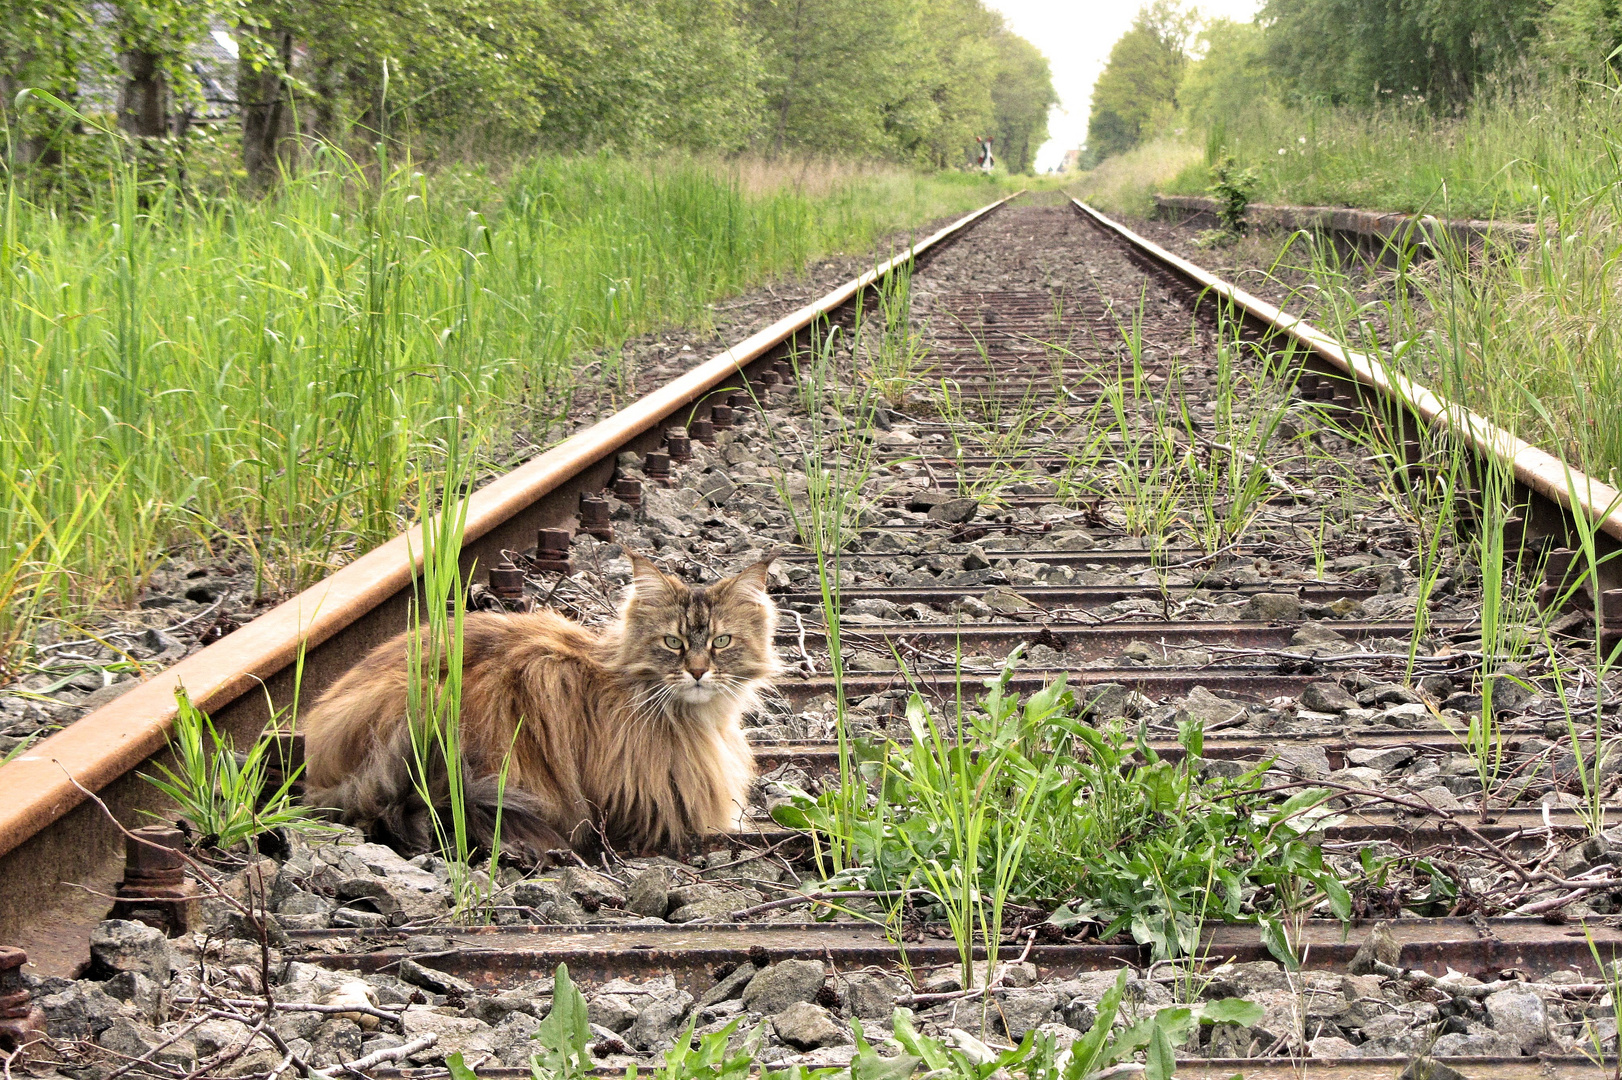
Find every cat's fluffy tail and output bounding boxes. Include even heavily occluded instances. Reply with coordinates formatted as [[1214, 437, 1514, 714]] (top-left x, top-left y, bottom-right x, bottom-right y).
[[304, 723, 568, 863]]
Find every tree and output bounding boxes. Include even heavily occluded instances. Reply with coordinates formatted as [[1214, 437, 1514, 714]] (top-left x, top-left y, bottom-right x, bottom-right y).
[[1179, 19, 1271, 129], [990, 29, 1055, 174], [1086, 1, 1193, 163], [1259, 0, 1544, 107]]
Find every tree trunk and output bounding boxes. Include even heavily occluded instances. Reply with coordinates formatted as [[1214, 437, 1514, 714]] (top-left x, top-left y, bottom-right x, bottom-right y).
[[118, 49, 169, 137], [240, 28, 293, 187]]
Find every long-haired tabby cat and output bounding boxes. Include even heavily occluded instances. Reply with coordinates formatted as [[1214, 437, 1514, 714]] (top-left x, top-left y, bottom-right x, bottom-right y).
[[301, 553, 779, 858]]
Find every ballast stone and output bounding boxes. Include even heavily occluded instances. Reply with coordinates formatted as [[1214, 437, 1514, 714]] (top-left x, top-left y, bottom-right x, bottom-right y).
[[90, 920, 174, 983], [742, 960, 827, 1015]]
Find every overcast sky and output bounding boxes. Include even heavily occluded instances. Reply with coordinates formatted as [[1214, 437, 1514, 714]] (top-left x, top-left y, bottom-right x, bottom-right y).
[[985, 0, 1262, 171]]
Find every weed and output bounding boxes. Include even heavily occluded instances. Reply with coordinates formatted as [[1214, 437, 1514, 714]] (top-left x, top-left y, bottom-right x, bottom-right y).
[[527, 964, 594, 1080], [774, 657, 1349, 964], [140, 685, 331, 851], [1208, 154, 1259, 235]]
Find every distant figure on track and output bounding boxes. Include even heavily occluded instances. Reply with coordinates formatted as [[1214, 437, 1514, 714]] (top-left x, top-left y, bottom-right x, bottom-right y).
[[975, 136, 995, 174]]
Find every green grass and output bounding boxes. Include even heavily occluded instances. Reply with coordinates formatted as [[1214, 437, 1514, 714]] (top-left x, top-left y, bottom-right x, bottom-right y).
[[1072, 75, 1622, 485], [0, 151, 1014, 676], [1160, 78, 1617, 219]]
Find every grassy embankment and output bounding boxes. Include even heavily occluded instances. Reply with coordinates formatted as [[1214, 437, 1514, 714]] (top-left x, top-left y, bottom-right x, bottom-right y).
[[1069, 80, 1622, 488], [0, 153, 1020, 672]]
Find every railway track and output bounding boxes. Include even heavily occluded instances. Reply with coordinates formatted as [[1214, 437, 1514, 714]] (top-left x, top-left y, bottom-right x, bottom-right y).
[[3, 193, 1621, 1077]]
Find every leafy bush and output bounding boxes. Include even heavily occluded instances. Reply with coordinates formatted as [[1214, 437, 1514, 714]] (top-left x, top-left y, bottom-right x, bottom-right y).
[[773, 655, 1348, 962], [1207, 154, 1260, 234]]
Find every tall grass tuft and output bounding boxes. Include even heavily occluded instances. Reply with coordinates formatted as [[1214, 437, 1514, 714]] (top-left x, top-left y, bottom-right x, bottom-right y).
[[0, 152, 1009, 676]]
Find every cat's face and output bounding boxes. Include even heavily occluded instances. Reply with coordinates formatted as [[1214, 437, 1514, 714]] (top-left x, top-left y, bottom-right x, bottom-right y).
[[617, 554, 781, 713]]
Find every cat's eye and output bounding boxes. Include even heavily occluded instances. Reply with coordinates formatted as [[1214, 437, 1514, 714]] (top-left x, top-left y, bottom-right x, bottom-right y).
[[662, 634, 685, 651], [711, 634, 732, 649]]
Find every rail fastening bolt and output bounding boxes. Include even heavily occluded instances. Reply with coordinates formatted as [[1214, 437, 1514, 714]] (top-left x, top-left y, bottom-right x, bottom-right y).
[[0, 947, 45, 1052], [773, 359, 792, 381], [644, 451, 672, 483], [533, 529, 574, 574], [488, 562, 528, 607], [666, 428, 692, 463], [579, 495, 614, 541], [111, 824, 199, 937], [710, 405, 733, 431], [1600, 590, 1622, 660], [690, 418, 715, 445], [613, 477, 643, 507]]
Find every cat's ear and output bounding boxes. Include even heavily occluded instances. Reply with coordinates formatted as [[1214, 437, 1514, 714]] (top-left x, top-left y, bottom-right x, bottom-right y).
[[717, 555, 776, 598], [628, 553, 679, 601]]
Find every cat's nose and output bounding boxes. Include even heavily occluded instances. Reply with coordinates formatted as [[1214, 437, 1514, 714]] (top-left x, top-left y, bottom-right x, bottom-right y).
[[686, 666, 709, 682]]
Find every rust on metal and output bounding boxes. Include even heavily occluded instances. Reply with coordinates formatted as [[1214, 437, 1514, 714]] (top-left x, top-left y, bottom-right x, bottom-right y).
[[292, 918, 1622, 991], [109, 824, 199, 937], [613, 477, 644, 508], [578, 495, 614, 542], [644, 451, 672, 484], [533, 530, 574, 575], [0, 948, 45, 1051]]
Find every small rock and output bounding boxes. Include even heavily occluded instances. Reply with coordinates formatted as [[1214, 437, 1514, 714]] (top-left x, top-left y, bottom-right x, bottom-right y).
[[839, 971, 902, 1019], [1082, 682, 1130, 720], [401, 1008, 498, 1060], [1431, 1030, 1519, 1056], [512, 879, 560, 913], [1346, 747, 1417, 772], [698, 474, 738, 507], [1274, 743, 1331, 779], [668, 896, 740, 922], [771, 1001, 850, 1050], [1415, 785, 1464, 812], [700, 963, 759, 1007], [561, 867, 628, 908], [91, 919, 174, 983], [398, 959, 476, 997], [494, 1012, 543, 1065], [101, 970, 162, 1024], [1290, 623, 1346, 646], [994, 992, 1058, 1040], [589, 994, 641, 1033], [1308, 1035, 1357, 1058], [625, 990, 694, 1050], [906, 491, 949, 511], [742, 959, 827, 1015], [626, 867, 671, 918], [926, 498, 979, 524], [98, 1016, 164, 1058], [1241, 592, 1300, 622], [1299, 682, 1358, 713], [1348, 922, 1400, 975], [1178, 686, 1244, 725], [1485, 989, 1549, 1052]]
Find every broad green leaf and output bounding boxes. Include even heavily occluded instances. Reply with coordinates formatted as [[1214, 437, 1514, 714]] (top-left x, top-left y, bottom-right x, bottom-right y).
[[1200, 997, 1265, 1026], [1144, 1013, 1179, 1080]]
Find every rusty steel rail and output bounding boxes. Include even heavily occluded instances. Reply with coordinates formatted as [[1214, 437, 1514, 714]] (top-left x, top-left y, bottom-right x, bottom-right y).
[[0, 194, 1020, 948]]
